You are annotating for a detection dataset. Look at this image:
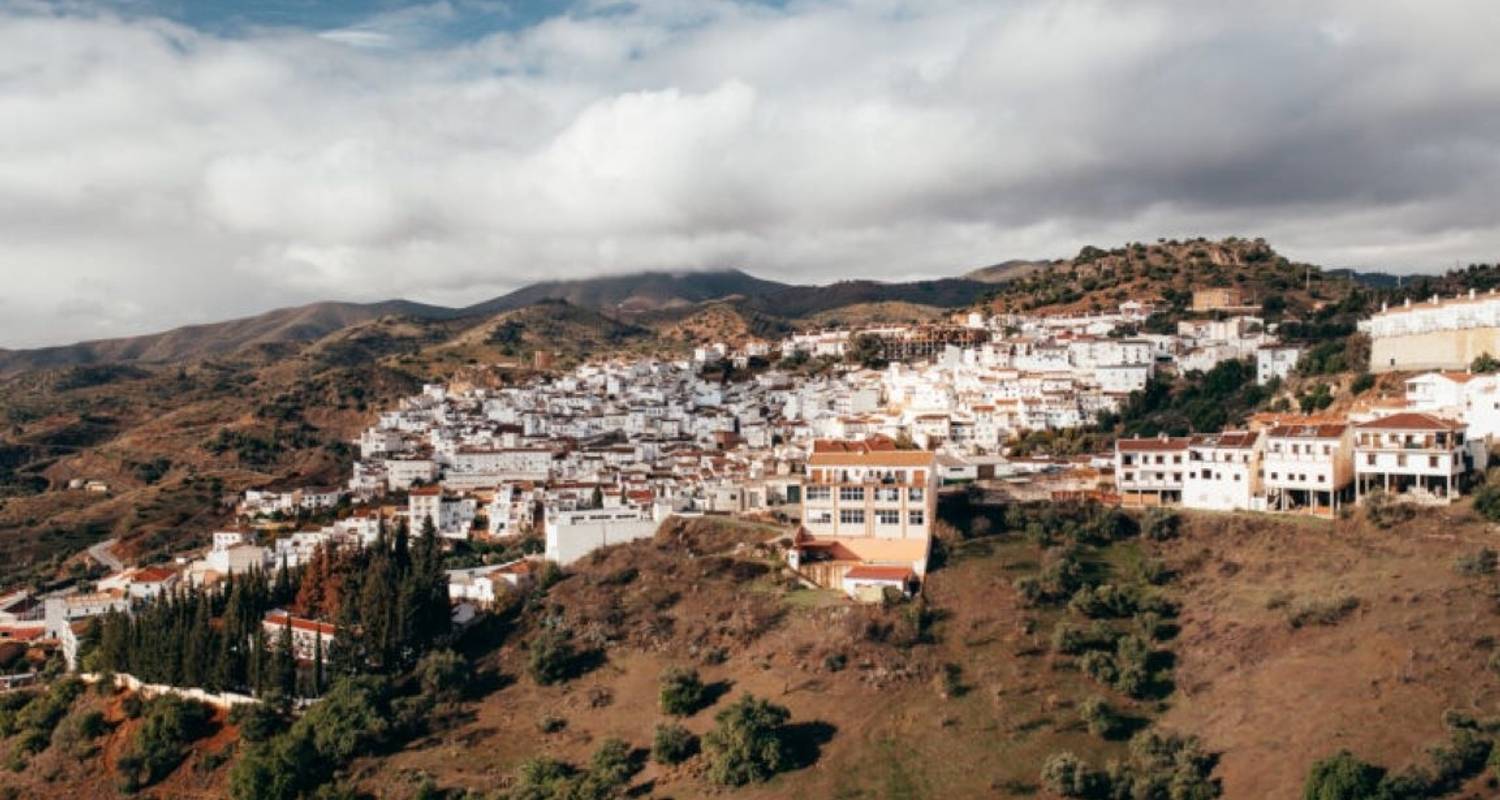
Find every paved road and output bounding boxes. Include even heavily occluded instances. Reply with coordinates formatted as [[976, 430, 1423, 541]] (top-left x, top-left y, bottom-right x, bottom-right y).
[[87, 538, 124, 572]]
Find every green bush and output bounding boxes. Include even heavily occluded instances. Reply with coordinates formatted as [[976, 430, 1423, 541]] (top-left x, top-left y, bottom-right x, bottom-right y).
[[1040, 751, 1103, 798], [658, 667, 708, 717], [416, 649, 468, 704], [1287, 596, 1360, 629], [230, 677, 393, 800], [116, 695, 214, 792], [1079, 696, 1124, 739], [652, 723, 697, 765], [1474, 485, 1500, 522], [1142, 509, 1181, 542], [1455, 548, 1498, 577], [227, 703, 286, 744], [703, 694, 792, 786], [1364, 490, 1416, 529], [527, 629, 578, 686]]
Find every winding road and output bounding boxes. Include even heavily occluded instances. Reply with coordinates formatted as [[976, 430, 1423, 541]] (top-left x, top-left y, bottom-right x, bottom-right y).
[[87, 538, 124, 572]]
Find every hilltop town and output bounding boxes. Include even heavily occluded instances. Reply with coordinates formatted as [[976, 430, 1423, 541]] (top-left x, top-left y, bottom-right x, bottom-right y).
[[4, 243, 1500, 798]]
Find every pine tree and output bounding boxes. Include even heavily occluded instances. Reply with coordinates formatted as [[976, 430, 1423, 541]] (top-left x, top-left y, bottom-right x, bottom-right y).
[[277, 615, 296, 698], [312, 628, 324, 697]]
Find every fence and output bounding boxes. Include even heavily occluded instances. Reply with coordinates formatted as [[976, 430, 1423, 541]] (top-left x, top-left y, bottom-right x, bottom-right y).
[[79, 672, 259, 710]]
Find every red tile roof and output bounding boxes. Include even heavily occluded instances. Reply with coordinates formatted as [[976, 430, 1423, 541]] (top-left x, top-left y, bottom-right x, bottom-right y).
[[1266, 424, 1348, 439], [263, 611, 336, 636], [1116, 436, 1191, 452], [1189, 431, 1258, 449], [1356, 412, 1463, 431], [131, 566, 179, 583]]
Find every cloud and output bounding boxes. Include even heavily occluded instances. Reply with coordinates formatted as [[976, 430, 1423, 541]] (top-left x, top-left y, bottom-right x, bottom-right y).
[[1, 0, 1499, 347]]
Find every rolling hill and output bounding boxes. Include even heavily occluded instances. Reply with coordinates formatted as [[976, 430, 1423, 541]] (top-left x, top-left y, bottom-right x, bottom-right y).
[[0, 269, 997, 375]]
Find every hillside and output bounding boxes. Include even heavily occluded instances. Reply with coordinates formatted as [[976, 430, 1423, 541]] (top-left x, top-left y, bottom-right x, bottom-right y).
[[964, 258, 1055, 284], [0, 270, 995, 376], [462, 269, 791, 316], [6, 504, 1500, 799], [0, 300, 457, 376], [982, 237, 1357, 320]]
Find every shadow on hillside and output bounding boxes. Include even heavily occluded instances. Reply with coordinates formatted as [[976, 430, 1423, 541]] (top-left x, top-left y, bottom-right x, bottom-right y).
[[782, 720, 838, 771], [464, 668, 514, 701], [700, 679, 734, 710]]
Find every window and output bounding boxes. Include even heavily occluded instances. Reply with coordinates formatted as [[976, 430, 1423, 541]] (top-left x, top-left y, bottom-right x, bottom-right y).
[[807, 511, 832, 524], [1317, 474, 1325, 483], [805, 486, 831, 502], [1366, 454, 1376, 466], [839, 486, 865, 502], [1123, 472, 1135, 481], [908, 510, 925, 526], [1429, 455, 1439, 468], [908, 487, 924, 502], [839, 509, 865, 525], [876, 510, 900, 525], [879, 488, 900, 503]]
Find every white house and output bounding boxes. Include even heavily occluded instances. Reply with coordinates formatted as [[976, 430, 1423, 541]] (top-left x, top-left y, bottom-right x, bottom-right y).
[[1261, 423, 1354, 516], [1182, 431, 1261, 511], [1256, 345, 1303, 386], [544, 507, 660, 566], [1115, 436, 1191, 507], [1354, 412, 1479, 504]]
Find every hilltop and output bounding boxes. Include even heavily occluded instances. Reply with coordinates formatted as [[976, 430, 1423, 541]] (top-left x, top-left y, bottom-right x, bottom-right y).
[[981, 237, 1357, 320]]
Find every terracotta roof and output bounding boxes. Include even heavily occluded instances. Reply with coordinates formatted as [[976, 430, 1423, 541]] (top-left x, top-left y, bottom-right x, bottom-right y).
[[808, 450, 937, 467], [1266, 424, 1348, 439], [131, 566, 179, 583], [409, 486, 442, 496], [843, 565, 916, 582], [263, 611, 336, 636], [1116, 437, 1191, 452], [1189, 431, 1258, 449], [1355, 412, 1463, 431]]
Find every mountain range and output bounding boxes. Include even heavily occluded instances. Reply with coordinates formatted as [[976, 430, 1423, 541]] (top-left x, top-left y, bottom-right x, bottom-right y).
[[0, 269, 994, 375]]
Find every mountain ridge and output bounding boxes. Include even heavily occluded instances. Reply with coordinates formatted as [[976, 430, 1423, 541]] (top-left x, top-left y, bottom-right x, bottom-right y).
[[0, 268, 994, 375]]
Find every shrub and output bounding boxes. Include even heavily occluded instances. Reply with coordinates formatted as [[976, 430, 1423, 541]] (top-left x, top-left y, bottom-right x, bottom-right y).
[[588, 737, 636, 788], [52, 709, 108, 758], [1142, 508, 1181, 542], [1454, 548, 1498, 577], [1302, 747, 1380, 798], [1287, 596, 1360, 629], [1040, 751, 1102, 798], [116, 696, 214, 792], [1052, 622, 1119, 655], [228, 703, 286, 744], [1364, 490, 1416, 530], [528, 629, 578, 686], [653, 723, 697, 765], [1474, 484, 1500, 522], [1069, 583, 1141, 619], [703, 694, 792, 786], [416, 649, 468, 704], [537, 713, 567, 734], [658, 666, 708, 717], [1079, 696, 1123, 739]]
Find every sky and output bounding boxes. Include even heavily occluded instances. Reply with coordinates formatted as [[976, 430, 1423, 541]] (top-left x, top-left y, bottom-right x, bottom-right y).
[[2, 1, 1500, 348]]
